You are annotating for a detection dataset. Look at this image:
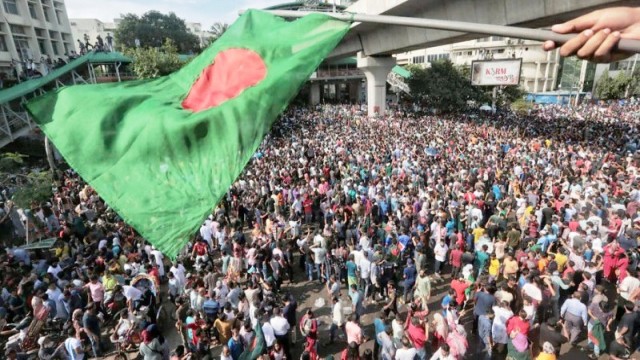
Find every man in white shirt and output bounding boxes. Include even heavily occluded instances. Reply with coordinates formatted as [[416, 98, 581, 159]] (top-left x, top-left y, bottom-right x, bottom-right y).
[[200, 222, 213, 248], [270, 307, 292, 359], [150, 246, 165, 279], [170, 261, 187, 286], [64, 327, 85, 360], [395, 337, 417, 360], [262, 315, 276, 348], [47, 261, 63, 279], [358, 255, 372, 301], [311, 245, 327, 282], [328, 296, 344, 344], [433, 240, 449, 279]]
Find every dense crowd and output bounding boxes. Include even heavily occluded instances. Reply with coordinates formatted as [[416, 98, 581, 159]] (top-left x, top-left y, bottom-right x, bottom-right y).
[[0, 101, 639, 360]]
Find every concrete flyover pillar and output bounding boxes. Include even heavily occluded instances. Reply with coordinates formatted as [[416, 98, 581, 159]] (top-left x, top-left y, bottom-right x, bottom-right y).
[[309, 82, 321, 105], [357, 52, 395, 117]]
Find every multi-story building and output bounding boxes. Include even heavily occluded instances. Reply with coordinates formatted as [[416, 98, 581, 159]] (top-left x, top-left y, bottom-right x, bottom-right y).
[[396, 36, 565, 93], [0, 0, 75, 76], [69, 18, 118, 51], [186, 22, 214, 48]]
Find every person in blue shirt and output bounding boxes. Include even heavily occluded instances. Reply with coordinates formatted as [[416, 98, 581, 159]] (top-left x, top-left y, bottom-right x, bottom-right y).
[[202, 294, 220, 323], [402, 259, 417, 303], [372, 315, 388, 360], [227, 328, 244, 360], [346, 255, 358, 289], [536, 230, 557, 253], [492, 183, 502, 200], [349, 284, 365, 318]]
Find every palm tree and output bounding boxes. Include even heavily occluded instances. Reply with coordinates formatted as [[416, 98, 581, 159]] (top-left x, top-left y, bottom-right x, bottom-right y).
[[208, 23, 229, 45]]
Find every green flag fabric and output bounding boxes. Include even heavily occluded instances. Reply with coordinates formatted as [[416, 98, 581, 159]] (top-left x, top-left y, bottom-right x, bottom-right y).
[[238, 323, 266, 360], [26, 10, 349, 259]]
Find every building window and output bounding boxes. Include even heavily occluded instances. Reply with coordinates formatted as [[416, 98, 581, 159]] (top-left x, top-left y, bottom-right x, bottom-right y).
[[55, 10, 62, 24], [38, 39, 46, 54], [34, 28, 45, 37], [609, 61, 629, 71], [51, 40, 59, 55], [412, 55, 424, 64], [44, 9, 50, 22], [10, 25, 25, 34], [28, 3, 38, 19], [13, 38, 31, 60], [0, 36, 7, 52], [3, 0, 18, 15]]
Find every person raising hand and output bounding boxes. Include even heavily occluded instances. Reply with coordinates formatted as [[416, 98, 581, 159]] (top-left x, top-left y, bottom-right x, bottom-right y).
[[543, 6, 640, 63]]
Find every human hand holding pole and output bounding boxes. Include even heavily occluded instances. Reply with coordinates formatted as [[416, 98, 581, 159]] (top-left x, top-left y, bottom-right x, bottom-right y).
[[543, 7, 640, 62]]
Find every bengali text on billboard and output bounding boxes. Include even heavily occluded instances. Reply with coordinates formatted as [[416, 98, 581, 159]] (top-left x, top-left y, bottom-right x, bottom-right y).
[[470, 59, 522, 86]]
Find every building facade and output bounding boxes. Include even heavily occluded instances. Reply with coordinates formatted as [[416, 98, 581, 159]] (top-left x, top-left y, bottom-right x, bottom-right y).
[[69, 18, 118, 52], [0, 0, 74, 77], [396, 36, 564, 93], [186, 22, 214, 48]]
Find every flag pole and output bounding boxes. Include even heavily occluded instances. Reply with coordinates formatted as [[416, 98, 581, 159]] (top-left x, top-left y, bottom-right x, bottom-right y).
[[250, 9, 640, 53]]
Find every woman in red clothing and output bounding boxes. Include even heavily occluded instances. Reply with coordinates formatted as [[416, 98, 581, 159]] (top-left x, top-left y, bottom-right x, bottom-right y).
[[603, 242, 624, 281]]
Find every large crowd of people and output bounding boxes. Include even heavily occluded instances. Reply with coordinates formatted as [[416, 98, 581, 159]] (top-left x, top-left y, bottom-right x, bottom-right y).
[[0, 99, 639, 360]]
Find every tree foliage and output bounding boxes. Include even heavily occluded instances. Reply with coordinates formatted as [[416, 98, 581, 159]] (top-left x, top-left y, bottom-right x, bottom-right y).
[[407, 60, 488, 112], [206, 23, 229, 46], [0, 152, 27, 173], [125, 39, 184, 79], [11, 171, 53, 208], [595, 69, 638, 100], [511, 99, 534, 116], [114, 11, 200, 53], [496, 85, 525, 107], [0, 153, 52, 209]]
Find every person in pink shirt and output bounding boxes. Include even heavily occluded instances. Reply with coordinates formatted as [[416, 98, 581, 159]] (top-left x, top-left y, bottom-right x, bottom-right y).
[[345, 314, 363, 345], [85, 274, 105, 313]]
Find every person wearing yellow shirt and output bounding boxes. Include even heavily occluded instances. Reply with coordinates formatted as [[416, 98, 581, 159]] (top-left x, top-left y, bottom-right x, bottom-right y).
[[536, 342, 557, 360], [102, 271, 118, 293], [472, 226, 485, 244], [488, 253, 500, 280], [549, 251, 568, 272]]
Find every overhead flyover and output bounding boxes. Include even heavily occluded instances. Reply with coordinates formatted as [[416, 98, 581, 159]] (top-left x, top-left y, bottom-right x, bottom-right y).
[[329, 0, 637, 60], [0, 51, 132, 148]]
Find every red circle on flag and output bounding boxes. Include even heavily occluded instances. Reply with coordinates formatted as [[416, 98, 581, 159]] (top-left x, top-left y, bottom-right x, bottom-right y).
[[182, 48, 267, 112]]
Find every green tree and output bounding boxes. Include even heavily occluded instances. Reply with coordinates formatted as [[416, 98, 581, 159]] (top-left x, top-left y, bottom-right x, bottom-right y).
[[0, 152, 27, 173], [495, 85, 525, 108], [595, 69, 632, 100], [0, 153, 53, 209], [114, 11, 200, 53], [125, 39, 184, 79], [11, 171, 53, 208], [408, 60, 487, 112], [207, 22, 229, 46]]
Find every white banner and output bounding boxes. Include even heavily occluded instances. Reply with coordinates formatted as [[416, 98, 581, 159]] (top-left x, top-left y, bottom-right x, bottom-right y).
[[470, 59, 522, 86]]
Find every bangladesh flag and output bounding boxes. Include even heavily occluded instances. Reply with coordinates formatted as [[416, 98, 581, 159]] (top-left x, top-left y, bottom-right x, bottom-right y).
[[239, 323, 266, 360], [26, 10, 349, 258]]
